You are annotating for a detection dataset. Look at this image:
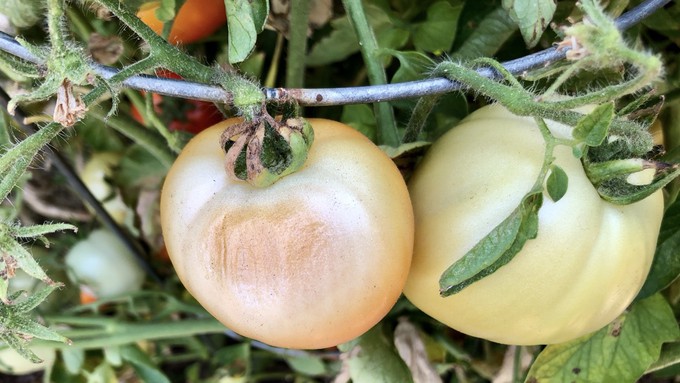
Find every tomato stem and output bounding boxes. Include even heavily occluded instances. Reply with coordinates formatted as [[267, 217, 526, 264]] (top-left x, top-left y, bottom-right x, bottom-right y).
[[341, 0, 399, 147], [285, 0, 312, 89]]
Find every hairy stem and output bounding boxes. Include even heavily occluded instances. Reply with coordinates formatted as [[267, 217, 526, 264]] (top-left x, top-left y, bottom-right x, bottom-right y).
[[341, 0, 399, 147]]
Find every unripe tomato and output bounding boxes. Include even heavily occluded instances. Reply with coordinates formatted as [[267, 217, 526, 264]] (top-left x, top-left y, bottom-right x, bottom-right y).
[[80, 152, 132, 225], [0, 346, 56, 375], [65, 229, 146, 300], [136, 0, 226, 45], [160, 119, 414, 349], [404, 104, 664, 345]]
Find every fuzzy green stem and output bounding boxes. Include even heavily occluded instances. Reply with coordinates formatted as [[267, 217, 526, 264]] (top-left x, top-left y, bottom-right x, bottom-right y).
[[434, 61, 641, 134], [341, 0, 399, 147], [34, 317, 226, 350], [402, 94, 440, 143], [92, 0, 212, 83], [46, 0, 67, 51], [512, 346, 523, 383], [530, 118, 558, 193], [285, 0, 311, 89]]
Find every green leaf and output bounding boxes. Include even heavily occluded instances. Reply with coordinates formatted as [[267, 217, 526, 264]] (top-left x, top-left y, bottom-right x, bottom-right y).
[[637, 200, 680, 299], [121, 344, 171, 383], [0, 238, 52, 298], [573, 102, 614, 147], [647, 342, 680, 375], [115, 144, 167, 191], [546, 165, 569, 202], [502, 0, 555, 48], [61, 348, 85, 375], [451, 6, 517, 60], [384, 50, 434, 84], [338, 325, 413, 383], [307, 4, 408, 66], [286, 354, 327, 376], [525, 294, 680, 383], [439, 192, 542, 296], [341, 104, 377, 142], [412, 1, 463, 53], [154, 0, 176, 23], [224, 0, 269, 64]]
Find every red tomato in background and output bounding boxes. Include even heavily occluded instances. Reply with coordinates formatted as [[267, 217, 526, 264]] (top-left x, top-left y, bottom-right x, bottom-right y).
[[131, 70, 224, 134], [136, 0, 227, 45]]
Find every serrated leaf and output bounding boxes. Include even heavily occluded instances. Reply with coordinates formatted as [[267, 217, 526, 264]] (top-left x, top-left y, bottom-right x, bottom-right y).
[[573, 103, 614, 147], [439, 192, 542, 296], [11, 222, 77, 244], [525, 294, 680, 383], [637, 200, 680, 299], [452, 6, 517, 60], [0, 239, 51, 288], [338, 325, 414, 383], [224, 0, 269, 63], [412, 1, 463, 53], [13, 284, 60, 314], [546, 165, 569, 202], [0, 333, 42, 363], [502, 0, 555, 48]]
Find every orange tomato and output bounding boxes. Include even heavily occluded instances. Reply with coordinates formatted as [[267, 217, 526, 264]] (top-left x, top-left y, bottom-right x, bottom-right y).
[[136, 0, 227, 44]]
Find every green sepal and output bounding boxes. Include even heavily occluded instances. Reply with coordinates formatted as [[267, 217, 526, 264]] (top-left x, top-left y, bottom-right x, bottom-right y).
[[439, 192, 542, 296], [595, 163, 680, 205], [573, 102, 614, 147], [223, 116, 315, 188]]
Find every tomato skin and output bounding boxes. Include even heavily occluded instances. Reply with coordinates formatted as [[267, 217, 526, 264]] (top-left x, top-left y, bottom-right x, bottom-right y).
[[404, 104, 664, 345], [80, 152, 132, 224], [160, 119, 414, 349], [0, 346, 56, 375], [136, 0, 226, 45]]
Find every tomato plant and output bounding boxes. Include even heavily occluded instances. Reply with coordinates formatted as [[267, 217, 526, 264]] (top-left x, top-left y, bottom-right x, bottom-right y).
[[160, 118, 414, 349], [65, 229, 146, 300], [404, 104, 666, 345], [136, 0, 226, 45]]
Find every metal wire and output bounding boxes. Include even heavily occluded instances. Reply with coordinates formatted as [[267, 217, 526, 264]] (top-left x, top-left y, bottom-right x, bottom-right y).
[[0, 0, 671, 106]]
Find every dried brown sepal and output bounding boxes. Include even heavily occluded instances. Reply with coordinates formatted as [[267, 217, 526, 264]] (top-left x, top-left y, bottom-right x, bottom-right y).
[[219, 113, 314, 187]]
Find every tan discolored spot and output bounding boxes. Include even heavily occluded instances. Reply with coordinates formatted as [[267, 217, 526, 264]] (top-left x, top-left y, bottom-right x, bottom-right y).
[[202, 203, 336, 307]]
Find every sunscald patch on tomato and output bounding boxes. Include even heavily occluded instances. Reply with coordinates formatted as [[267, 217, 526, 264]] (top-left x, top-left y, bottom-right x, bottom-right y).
[[160, 118, 414, 349]]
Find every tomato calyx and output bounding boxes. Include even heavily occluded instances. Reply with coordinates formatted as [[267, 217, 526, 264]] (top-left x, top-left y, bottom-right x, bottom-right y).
[[220, 110, 314, 187]]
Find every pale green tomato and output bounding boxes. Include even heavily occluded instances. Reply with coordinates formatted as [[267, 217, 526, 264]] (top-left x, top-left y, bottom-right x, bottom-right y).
[[0, 346, 55, 375], [80, 152, 132, 225], [65, 229, 145, 299], [404, 104, 664, 345], [160, 118, 414, 349]]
